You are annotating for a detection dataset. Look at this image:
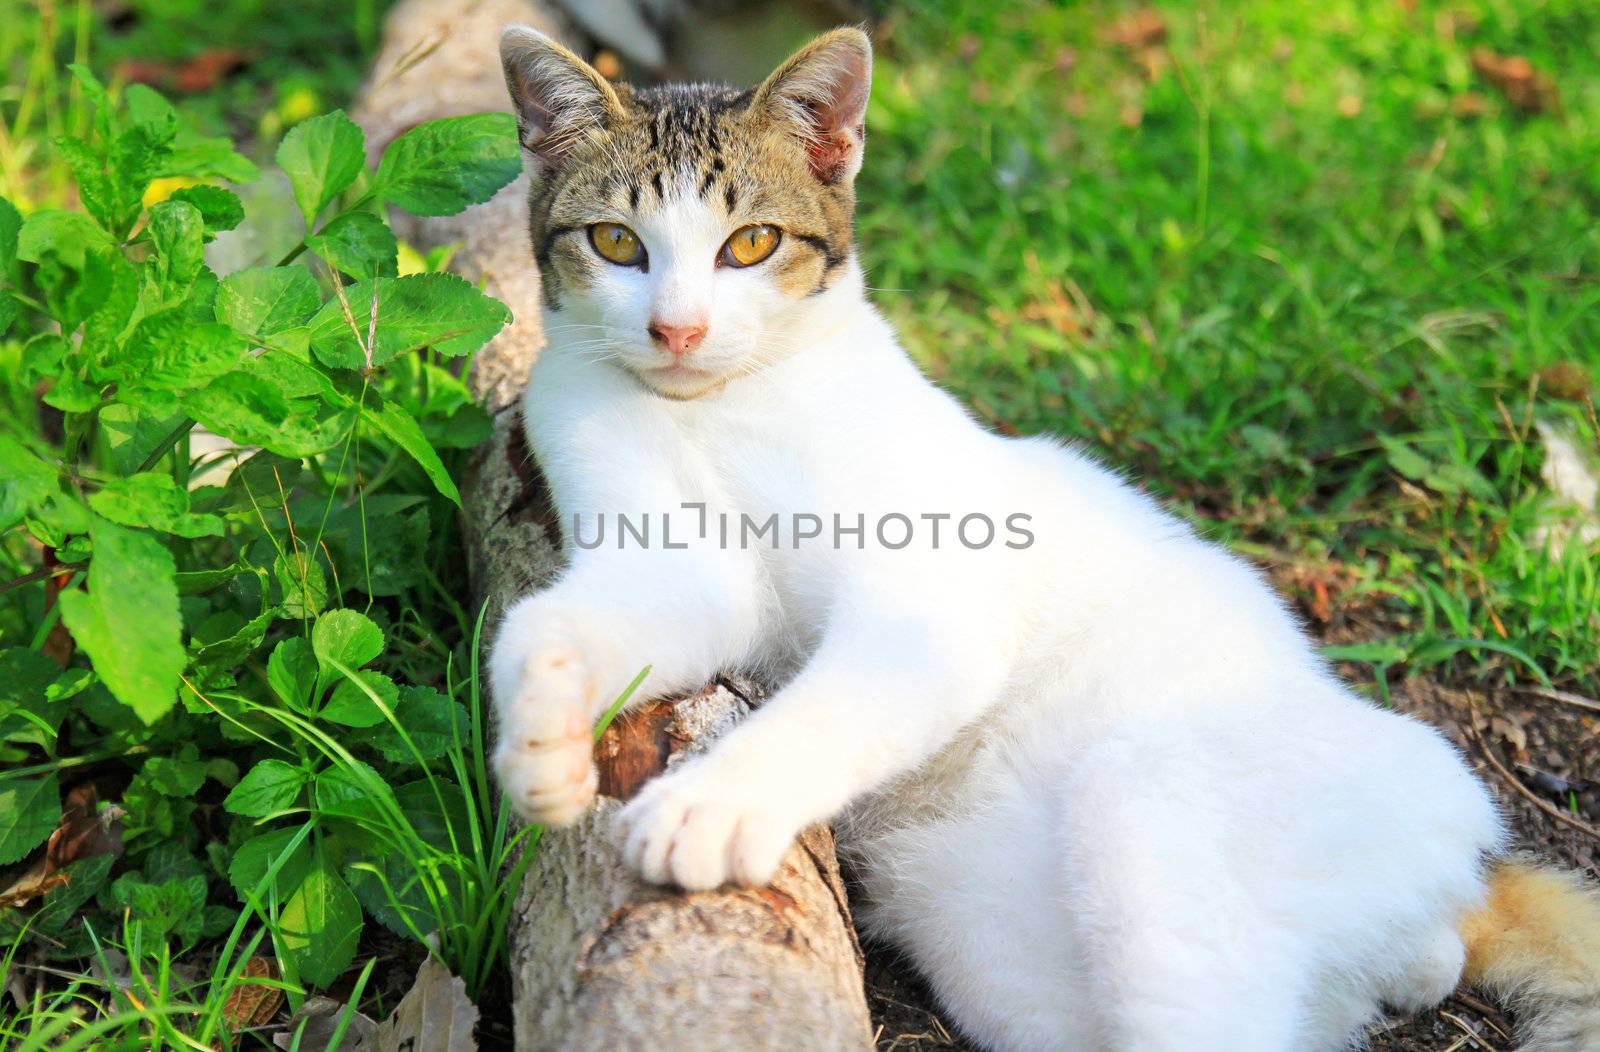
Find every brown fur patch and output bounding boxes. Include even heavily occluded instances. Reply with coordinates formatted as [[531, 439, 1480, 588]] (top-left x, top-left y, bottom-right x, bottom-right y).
[[527, 80, 855, 309], [1461, 859, 1600, 999]]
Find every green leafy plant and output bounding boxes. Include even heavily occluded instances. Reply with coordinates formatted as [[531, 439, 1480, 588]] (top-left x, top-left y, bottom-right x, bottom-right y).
[[0, 63, 525, 1015]]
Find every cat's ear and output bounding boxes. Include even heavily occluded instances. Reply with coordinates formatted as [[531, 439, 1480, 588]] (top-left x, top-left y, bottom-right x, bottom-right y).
[[500, 25, 624, 174], [754, 27, 873, 184]]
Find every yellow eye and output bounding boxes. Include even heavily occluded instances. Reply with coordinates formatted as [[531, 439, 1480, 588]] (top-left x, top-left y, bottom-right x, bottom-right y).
[[722, 224, 781, 267], [589, 222, 644, 266]]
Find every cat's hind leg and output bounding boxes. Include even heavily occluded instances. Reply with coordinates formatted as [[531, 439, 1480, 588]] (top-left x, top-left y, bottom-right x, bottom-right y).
[[1056, 734, 1316, 1052]]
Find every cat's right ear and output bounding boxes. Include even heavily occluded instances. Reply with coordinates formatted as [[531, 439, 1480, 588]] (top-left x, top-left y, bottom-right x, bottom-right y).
[[500, 26, 623, 175]]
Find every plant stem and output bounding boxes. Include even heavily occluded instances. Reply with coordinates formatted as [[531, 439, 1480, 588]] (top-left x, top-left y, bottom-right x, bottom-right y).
[[135, 416, 195, 474], [0, 566, 53, 595]]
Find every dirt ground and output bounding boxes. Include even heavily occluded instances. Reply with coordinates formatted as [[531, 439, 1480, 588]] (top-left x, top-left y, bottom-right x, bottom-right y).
[[859, 673, 1600, 1051]]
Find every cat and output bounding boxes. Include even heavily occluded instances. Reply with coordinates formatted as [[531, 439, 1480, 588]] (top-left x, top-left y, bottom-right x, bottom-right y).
[[487, 25, 1600, 1052]]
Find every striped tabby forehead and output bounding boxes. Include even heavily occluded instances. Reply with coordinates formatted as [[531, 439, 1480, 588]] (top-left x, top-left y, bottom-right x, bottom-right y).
[[531, 82, 855, 306]]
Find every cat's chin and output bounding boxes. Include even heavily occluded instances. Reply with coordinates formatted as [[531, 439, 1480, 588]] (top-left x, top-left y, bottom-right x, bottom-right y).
[[635, 362, 733, 401]]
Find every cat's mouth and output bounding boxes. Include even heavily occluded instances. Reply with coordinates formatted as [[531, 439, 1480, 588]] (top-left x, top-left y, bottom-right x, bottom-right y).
[[638, 360, 729, 400]]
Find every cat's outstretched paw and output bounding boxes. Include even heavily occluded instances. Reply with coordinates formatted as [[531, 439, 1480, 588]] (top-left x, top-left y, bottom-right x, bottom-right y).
[[616, 759, 797, 891], [492, 645, 599, 827]]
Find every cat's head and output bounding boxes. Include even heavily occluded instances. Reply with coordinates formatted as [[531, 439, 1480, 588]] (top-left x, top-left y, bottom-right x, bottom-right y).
[[500, 26, 871, 399]]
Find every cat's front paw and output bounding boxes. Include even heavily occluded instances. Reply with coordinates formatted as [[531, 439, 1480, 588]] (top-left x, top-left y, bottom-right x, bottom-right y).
[[616, 758, 798, 891], [492, 643, 600, 827]]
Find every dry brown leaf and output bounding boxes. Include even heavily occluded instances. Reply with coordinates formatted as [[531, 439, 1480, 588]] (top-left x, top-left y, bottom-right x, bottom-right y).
[[221, 957, 283, 1038], [1537, 361, 1592, 402], [1451, 92, 1490, 118], [1471, 48, 1559, 114], [374, 956, 478, 1052], [1106, 8, 1167, 50], [273, 996, 377, 1052], [1491, 713, 1529, 760], [115, 48, 253, 94], [0, 784, 123, 910]]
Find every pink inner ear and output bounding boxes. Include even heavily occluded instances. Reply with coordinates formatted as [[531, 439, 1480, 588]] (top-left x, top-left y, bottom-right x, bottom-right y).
[[807, 130, 854, 183]]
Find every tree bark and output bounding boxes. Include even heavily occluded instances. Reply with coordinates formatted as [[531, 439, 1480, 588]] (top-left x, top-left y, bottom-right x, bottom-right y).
[[356, 6, 874, 1049]]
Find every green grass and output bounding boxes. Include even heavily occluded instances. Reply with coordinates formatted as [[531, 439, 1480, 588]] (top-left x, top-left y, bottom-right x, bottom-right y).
[[861, 0, 1600, 695]]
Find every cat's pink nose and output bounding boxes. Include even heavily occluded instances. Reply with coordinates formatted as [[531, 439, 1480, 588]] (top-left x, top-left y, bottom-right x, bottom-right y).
[[648, 320, 707, 359]]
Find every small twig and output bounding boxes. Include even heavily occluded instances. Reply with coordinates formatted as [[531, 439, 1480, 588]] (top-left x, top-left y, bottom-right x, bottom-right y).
[[1441, 1010, 1500, 1051], [1450, 991, 1513, 1041], [1467, 700, 1600, 843], [1519, 685, 1600, 716], [0, 566, 53, 596]]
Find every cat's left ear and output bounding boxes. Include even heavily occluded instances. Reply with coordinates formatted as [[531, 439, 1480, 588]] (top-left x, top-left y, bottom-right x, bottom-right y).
[[754, 27, 873, 184]]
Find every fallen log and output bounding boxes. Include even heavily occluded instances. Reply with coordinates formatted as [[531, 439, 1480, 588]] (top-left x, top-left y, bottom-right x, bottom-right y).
[[355, 4, 874, 1049]]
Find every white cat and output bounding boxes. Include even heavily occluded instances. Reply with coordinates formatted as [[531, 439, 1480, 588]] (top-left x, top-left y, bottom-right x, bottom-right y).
[[489, 25, 1600, 1052]]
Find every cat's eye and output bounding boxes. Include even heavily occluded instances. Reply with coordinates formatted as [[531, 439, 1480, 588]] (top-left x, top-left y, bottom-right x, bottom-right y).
[[590, 222, 645, 266], [721, 224, 781, 268]]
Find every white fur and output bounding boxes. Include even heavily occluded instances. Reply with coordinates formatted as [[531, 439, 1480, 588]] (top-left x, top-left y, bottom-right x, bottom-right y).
[[489, 186, 1506, 1052]]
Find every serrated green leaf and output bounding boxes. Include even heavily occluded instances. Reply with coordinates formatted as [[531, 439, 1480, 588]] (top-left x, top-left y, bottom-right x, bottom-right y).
[[278, 856, 361, 988], [167, 185, 244, 237], [80, 252, 140, 364], [122, 84, 178, 141], [183, 371, 351, 458], [25, 854, 114, 943], [148, 199, 205, 289], [20, 334, 67, 385], [140, 744, 208, 796], [369, 686, 468, 764], [89, 472, 225, 538], [268, 638, 319, 711], [19, 212, 117, 328], [24, 492, 89, 550], [41, 372, 100, 413], [364, 394, 460, 506], [216, 266, 320, 340], [321, 670, 398, 728], [227, 825, 313, 903], [313, 761, 397, 825], [0, 648, 68, 748], [307, 273, 511, 370], [0, 774, 59, 866], [224, 759, 309, 818], [375, 112, 520, 217], [277, 111, 366, 226], [305, 209, 397, 280], [51, 136, 123, 234], [191, 608, 275, 671], [57, 517, 183, 723], [312, 610, 384, 688], [317, 495, 427, 598], [0, 434, 58, 531], [156, 128, 259, 184], [112, 872, 207, 948], [16, 210, 115, 264], [103, 313, 246, 393]]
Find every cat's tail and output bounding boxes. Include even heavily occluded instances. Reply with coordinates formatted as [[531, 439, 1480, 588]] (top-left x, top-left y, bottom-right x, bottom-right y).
[[1459, 858, 1600, 1051]]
